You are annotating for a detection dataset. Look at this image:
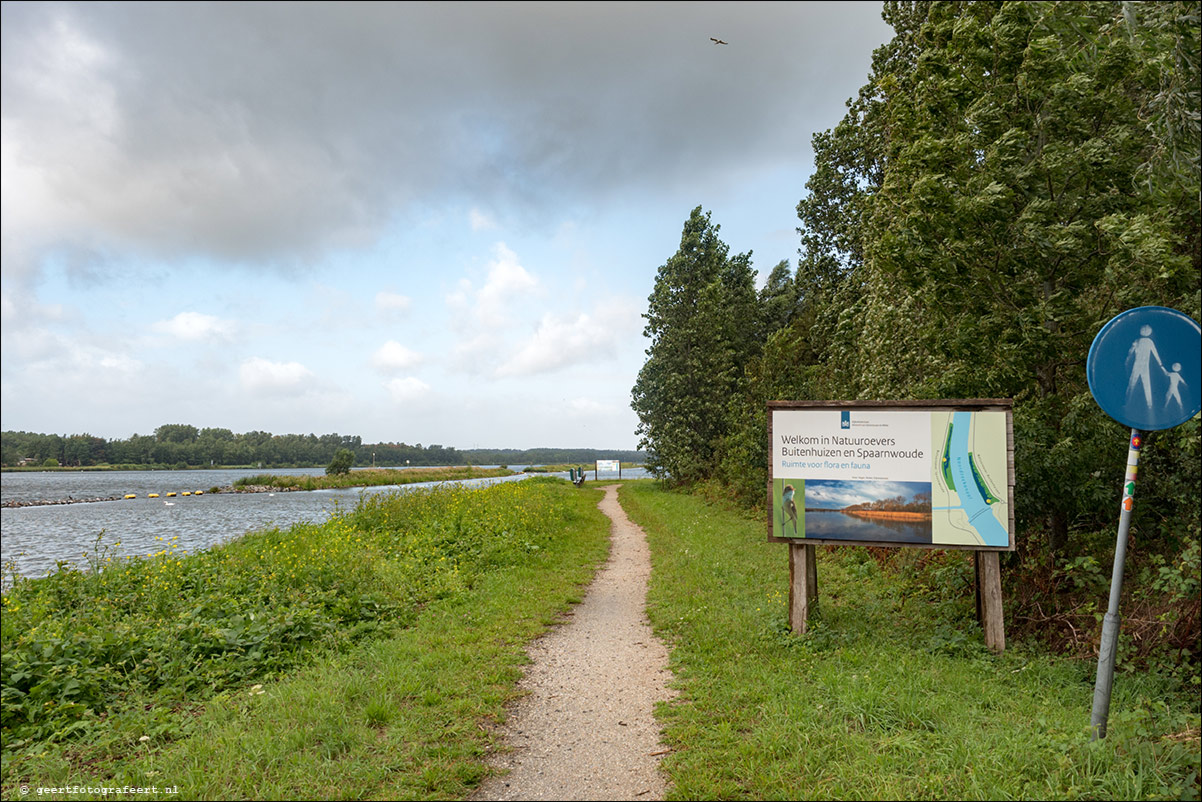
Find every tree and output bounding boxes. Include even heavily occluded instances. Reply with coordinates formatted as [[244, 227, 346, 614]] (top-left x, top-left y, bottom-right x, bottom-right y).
[[631, 207, 758, 484], [847, 1, 1197, 553], [326, 448, 355, 475], [154, 424, 199, 444]]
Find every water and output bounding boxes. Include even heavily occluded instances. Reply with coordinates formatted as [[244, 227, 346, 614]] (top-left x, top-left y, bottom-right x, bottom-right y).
[[1, 466, 646, 582], [801, 508, 932, 544]]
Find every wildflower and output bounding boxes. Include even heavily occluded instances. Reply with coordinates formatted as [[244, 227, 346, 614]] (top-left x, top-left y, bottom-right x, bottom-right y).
[[139, 735, 150, 742]]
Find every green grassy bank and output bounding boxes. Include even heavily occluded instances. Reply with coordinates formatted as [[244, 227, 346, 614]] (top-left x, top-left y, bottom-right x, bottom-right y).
[[229, 466, 512, 492], [619, 481, 1200, 800], [1, 478, 610, 800], [4, 477, 1197, 800]]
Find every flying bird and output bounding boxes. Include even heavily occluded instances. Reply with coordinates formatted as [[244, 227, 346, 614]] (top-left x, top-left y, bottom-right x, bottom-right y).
[[710, 37, 728, 45]]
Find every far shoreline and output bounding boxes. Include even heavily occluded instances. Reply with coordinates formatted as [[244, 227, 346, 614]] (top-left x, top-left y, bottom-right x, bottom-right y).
[[842, 509, 932, 521]]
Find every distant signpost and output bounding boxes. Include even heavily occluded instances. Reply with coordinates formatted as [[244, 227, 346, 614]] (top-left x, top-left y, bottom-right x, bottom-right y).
[[1086, 306, 1201, 740], [595, 459, 621, 479]]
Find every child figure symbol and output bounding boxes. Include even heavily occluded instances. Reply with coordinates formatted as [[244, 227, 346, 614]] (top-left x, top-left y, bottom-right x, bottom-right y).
[[1164, 362, 1187, 412]]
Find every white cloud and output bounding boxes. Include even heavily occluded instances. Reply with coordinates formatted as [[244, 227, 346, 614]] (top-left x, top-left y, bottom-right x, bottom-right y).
[[447, 242, 542, 372], [239, 357, 315, 395], [568, 397, 614, 415], [384, 376, 431, 402], [97, 353, 143, 372], [497, 312, 600, 377], [372, 340, 423, 373], [497, 297, 642, 377], [475, 243, 539, 323], [151, 311, 236, 341], [469, 208, 497, 231], [375, 291, 412, 313]]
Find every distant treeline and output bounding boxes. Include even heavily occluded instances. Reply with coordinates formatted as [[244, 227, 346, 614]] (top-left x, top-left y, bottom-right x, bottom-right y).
[[0, 426, 644, 470], [844, 493, 932, 514]]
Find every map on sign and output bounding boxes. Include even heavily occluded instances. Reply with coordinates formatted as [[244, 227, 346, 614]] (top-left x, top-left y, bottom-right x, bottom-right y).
[[930, 411, 1009, 547]]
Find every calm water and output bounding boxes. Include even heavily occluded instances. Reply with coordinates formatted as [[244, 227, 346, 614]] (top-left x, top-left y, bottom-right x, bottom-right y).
[[1, 466, 644, 582], [802, 509, 932, 544]]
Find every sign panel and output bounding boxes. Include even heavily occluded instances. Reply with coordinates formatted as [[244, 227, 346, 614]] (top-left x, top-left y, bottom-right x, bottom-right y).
[[768, 401, 1014, 550], [1087, 306, 1201, 431], [595, 460, 621, 472]]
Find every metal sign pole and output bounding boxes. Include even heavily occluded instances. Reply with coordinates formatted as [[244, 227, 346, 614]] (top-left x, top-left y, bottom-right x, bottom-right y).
[[1090, 429, 1143, 740], [1085, 306, 1200, 740]]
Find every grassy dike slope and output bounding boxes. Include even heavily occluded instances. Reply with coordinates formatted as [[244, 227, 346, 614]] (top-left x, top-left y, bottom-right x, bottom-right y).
[[619, 481, 1200, 801], [1, 479, 610, 801]]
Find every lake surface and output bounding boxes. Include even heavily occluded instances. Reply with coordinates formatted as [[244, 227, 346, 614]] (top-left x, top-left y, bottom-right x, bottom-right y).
[[1, 466, 644, 582], [801, 508, 933, 544]]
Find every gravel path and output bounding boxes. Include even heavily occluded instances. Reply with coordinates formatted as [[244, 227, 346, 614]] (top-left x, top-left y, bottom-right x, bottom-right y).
[[471, 484, 677, 801]]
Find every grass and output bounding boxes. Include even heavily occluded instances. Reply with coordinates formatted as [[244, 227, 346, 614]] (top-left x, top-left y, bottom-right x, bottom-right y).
[[4, 477, 1197, 800], [1, 477, 610, 800], [618, 481, 1201, 801], [228, 466, 513, 491]]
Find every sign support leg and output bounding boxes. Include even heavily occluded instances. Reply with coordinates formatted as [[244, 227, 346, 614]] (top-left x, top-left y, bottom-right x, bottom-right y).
[[975, 551, 1005, 653], [1091, 428, 1143, 740], [788, 543, 818, 634]]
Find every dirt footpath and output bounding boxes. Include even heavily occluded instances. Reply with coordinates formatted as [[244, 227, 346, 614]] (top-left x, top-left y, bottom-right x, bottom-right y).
[[471, 484, 677, 801]]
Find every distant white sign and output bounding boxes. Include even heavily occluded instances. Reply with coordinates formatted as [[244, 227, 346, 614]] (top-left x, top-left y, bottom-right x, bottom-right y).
[[596, 460, 621, 472]]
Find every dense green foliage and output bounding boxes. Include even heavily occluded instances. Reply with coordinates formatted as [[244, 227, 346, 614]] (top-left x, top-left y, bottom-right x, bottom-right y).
[[631, 206, 776, 483], [1, 478, 605, 781], [621, 482, 1200, 800], [325, 448, 355, 475], [1, 427, 643, 471], [632, 1, 1199, 669]]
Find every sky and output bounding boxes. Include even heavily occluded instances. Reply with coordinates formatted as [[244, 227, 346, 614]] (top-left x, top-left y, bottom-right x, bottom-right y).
[[1, 1, 894, 451]]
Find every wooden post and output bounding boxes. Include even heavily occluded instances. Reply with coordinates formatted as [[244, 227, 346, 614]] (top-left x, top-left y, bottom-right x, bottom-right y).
[[975, 551, 1005, 653], [974, 552, 982, 625], [788, 543, 818, 634]]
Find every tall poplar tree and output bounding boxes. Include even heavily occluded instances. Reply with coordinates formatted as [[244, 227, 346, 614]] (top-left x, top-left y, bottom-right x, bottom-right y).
[[631, 207, 758, 484]]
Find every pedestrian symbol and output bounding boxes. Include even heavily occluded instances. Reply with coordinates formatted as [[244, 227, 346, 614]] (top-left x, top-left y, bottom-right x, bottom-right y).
[[1088, 307, 1201, 431]]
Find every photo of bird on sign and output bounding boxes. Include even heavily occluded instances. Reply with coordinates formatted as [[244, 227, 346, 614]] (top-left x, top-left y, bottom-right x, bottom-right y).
[[781, 483, 799, 536]]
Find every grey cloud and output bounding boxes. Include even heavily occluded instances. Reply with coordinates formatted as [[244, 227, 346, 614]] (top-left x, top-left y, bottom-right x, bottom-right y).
[[2, 1, 889, 273]]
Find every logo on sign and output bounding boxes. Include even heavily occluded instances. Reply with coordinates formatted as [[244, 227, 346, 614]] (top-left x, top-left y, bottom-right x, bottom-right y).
[[841, 411, 851, 429]]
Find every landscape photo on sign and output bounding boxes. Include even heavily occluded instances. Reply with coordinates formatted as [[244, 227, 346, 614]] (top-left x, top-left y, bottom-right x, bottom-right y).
[[796, 478, 933, 544]]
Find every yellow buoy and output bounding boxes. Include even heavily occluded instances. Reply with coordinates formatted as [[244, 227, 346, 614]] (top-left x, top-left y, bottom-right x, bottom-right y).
[[194, 490, 204, 495], [148, 493, 159, 498], [166, 492, 177, 497], [181, 491, 191, 496], [124, 494, 137, 499]]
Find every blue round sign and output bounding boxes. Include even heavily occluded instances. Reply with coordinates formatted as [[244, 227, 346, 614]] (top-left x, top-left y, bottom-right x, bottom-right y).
[[1088, 306, 1201, 430]]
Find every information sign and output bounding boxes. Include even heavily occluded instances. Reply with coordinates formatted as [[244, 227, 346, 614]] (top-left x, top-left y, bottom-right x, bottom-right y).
[[768, 400, 1014, 550]]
